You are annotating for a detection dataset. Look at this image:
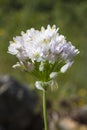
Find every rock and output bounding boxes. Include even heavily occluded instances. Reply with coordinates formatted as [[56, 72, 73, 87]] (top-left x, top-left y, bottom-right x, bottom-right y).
[[71, 106, 87, 125], [59, 118, 78, 130], [0, 75, 43, 130], [79, 125, 87, 130], [0, 126, 5, 130], [29, 113, 43, 130], [48, 110, 59, 130], [59, 99, 72, 108]]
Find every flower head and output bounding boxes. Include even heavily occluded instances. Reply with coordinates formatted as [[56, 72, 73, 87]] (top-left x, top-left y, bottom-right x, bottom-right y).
[[8, 25, 79, 90]]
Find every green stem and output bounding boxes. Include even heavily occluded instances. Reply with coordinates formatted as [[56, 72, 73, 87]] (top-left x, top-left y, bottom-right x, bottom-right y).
[[43, 89, 48, 130]]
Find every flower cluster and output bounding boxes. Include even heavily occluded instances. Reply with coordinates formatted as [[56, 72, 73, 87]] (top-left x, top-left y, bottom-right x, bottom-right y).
[[8, 25, 79, 90]]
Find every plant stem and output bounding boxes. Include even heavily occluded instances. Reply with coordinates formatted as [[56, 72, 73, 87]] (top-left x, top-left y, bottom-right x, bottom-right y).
[[43, 89, 48, 130]]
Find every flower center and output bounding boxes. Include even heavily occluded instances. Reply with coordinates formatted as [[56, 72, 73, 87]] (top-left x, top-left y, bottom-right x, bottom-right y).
[[43, 38, 50, 44], [34, 52, 39, 58]]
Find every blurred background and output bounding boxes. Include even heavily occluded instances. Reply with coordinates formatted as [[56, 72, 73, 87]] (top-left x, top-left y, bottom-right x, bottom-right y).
[[0, 0, 87, 129]]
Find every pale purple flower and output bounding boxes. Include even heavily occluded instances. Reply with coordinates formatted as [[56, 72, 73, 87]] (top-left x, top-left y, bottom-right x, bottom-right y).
[[8, 25, 79, 90]]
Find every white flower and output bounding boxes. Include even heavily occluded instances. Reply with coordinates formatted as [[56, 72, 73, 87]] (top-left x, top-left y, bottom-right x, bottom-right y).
[[8, 25, 79, 90], [50, 72, 58, 79], [60, 61, 73, 73], [39, 62, 44, 71], [12, 62, 21, 68], [8, 37, 28, 61], [35, 81, 44, 91]]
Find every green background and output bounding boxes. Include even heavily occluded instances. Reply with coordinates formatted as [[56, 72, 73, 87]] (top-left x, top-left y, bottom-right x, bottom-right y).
[[0, 0, 87, 108]]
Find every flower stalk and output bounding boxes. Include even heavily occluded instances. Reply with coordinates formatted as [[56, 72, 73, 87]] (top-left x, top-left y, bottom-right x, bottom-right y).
[[43, 89, 48, 130]]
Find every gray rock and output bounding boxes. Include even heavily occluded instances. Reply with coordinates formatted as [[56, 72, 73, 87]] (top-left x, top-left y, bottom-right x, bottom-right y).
[[0, 75, 43, 130], [71, 106, 87, 124]]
